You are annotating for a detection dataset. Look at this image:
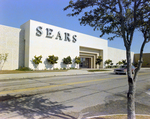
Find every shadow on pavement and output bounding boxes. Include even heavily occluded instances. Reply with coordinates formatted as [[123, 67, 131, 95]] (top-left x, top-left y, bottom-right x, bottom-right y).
[[81, 91, 150, 118], [0, 95, 76, 119]]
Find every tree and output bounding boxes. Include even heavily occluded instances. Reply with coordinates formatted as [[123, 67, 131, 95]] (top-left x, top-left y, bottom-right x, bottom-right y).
[[74, 56, 81, 69], [110, 62, 113, 67], [47, 55, 58, 70], [117, 61, 123, 66], [32, 55, 42, 70], [0, 53, 8, 70], [96, 56, 103, 69], [104, 59, 112, 67], [63, 56, 72, 69], [122, 59, 127, 65], [64, 1, 150, 119], [117, 59, 127, 66], [136, 15, 150, 73]]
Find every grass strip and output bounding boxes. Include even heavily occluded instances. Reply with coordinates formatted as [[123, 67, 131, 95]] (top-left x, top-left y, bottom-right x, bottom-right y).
[[0, 70, 68, 74], [88, 70, 111, 72]]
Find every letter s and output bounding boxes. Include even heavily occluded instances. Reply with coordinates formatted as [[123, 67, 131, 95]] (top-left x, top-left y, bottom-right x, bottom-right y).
[[36, 26, 43, 36], [72, 35, 77, 43]]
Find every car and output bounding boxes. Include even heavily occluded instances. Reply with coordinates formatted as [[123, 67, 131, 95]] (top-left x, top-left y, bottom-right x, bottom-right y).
[[114, 65, 135, 74]]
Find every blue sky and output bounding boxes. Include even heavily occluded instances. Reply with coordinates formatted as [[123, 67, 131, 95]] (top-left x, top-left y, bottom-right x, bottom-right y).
[[0, 0, 149, 53]]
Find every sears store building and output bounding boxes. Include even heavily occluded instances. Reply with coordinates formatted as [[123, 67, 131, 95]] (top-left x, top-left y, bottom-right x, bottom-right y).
[[0, 20, 134, 70]]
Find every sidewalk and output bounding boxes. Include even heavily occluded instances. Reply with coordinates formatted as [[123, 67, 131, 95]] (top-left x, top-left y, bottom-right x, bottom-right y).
[[0, 69, 113, 81], [0, 68, 149, 81]]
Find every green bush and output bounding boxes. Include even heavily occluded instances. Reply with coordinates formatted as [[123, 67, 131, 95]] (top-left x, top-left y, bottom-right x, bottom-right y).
[[122, 59, 127, 65], [53, 68, 59, 70], [114, 65, 118, 68], [63, 56, 72, 65], [32, 55, 42, 64], [63, 67, 66, 70], [75, 56, 81, 64], [70, 67, 77, 69], [106, 65, 113, 68], [74, 56, 81, 69], [16, 67, 33, 71], [105, 59, 112, 67], [63, 56, 72, 69], [47, 55, 58, 64], [96, 56, 103, 65]]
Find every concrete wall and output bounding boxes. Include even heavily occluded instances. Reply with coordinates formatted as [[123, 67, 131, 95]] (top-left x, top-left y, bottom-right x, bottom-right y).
[[0, 25, 21, 70], [134, 53, 150, 67], [108, 47, 134, 65]]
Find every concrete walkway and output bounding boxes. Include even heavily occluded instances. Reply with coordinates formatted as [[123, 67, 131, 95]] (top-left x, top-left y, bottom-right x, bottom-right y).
[[0, 68, 149, 81], [0, 69, 113, 80]]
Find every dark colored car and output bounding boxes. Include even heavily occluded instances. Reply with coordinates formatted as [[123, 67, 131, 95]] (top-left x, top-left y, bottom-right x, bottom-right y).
[[114, 65, 135, 74]]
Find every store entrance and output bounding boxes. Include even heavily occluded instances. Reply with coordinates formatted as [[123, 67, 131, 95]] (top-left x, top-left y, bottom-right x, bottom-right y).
[[80, 58, 91, 68]]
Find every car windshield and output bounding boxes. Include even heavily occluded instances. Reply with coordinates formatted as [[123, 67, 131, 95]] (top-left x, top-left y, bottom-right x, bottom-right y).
[[119, 65, 127, 68]]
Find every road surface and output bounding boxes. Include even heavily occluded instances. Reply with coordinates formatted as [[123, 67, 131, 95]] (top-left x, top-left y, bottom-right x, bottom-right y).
[[0, 70, 150, 119]]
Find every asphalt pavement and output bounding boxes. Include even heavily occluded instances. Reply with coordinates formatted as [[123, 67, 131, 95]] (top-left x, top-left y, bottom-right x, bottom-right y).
[[0, 68, 150, 119]]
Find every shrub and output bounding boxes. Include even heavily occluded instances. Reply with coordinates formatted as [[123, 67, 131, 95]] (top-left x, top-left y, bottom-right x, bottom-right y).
[[63, 56, 72, 64], [53, 68, 59, 70], [117, 59, 127, 66], [70, 67, 77, 69], [105, 59, 112, 66], [74, 56, 81, 69], [32, 55, 42, 64], [63, 56, 72, 69], [16, 67, 33, 71], [96, 56, 103, 69], [122, 59, 127, 65], [114, 65, 118, 68], [47, 55, 58, 70], [47, 55, 58, 64]]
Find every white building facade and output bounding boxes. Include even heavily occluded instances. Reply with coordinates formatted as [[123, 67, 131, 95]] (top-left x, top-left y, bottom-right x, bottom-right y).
[[0, 20, 134, 70]]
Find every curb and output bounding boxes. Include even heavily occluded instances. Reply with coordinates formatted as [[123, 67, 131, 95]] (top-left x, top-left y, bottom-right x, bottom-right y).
[[0, 71, 113, 81], [0, 73, 92, 81]]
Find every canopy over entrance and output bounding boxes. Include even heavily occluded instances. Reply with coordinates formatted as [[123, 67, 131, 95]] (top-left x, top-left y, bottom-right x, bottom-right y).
[[79, 46, 103, 69]]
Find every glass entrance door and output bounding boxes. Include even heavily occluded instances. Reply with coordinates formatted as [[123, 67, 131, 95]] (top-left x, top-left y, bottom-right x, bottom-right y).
[[80, 58, 91, 68]]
